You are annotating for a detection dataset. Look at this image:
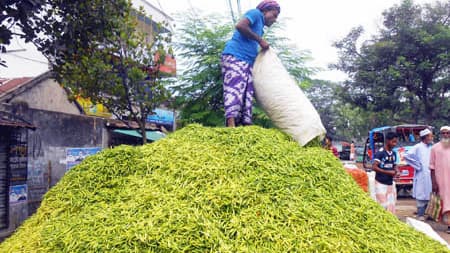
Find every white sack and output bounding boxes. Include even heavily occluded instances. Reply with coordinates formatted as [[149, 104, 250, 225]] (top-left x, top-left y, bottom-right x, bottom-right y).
[[252, 49, 326, 146], [405, 217, 450, 248]]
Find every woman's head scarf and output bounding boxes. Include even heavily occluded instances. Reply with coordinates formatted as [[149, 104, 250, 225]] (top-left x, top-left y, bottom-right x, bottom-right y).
[[256, 0, 280, 13]]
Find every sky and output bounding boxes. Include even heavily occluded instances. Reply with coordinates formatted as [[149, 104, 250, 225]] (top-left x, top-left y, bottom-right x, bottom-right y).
[[0, 0, 440, 81]]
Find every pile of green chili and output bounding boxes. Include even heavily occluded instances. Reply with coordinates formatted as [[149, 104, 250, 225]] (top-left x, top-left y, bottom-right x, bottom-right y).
[[1, 124, 447, 252]]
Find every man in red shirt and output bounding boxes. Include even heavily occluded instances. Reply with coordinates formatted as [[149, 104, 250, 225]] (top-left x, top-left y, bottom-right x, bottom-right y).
[[324, 135, 339, 158]]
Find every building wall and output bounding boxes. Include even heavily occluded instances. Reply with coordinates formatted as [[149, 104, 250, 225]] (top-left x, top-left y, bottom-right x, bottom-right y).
[[10, 78, 80, 115], [131, 0, 173, 44], [132, 0, 173, 25], [26, 109, 106, 186], [0, 106, 109, 238]]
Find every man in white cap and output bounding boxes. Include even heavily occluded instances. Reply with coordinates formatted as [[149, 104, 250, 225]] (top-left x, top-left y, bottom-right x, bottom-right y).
[[430, 126, 450, 232], [404, 128, 433, 221]]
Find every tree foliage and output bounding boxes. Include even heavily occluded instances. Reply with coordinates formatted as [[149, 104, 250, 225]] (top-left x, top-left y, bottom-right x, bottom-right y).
[[173, 11, 315, 127], [306, 79, 398, 141], [2, 1, 172, 144], [60, 7, 172, 144], [333, 0, 450, 127], [57, 6, 171, 143], [172, 11, 231, 127], [1, 0, 45, 66], [305, 80, 338, 132], [1, 0, 130, 68]]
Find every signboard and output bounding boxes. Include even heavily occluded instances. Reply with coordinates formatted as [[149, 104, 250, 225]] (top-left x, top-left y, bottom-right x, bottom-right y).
[[146, 108, 175, 127], [9, 130, 28, 185], [66, 147, 102, 170], [75, 96, 112, 118], [9, 184, 27, 204], [9, 155, 27, 183], [154, 53, 176, 77], [394, 146, 412, 166]]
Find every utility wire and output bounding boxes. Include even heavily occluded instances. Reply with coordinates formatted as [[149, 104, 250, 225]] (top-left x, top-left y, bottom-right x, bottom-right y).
[[236, 0, 242, 17], [156, 0, 164, 13], [227, 0, 243, 23], [6, 53, 48, 65], [155, 0, 175, 31], [227, 0, 236, 23], [187, 0, 198, 15]]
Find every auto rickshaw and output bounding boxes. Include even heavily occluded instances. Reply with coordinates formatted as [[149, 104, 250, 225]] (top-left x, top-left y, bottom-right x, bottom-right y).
[[362, 124, 432, 195]]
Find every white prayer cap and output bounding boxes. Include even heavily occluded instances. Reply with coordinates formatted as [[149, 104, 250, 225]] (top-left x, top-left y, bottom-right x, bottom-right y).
[[440, 126, 450, 132], [420, 129, 432, 137]]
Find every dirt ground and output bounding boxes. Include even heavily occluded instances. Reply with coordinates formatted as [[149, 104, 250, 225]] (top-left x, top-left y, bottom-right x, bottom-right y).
[[396, 197, 450, 244], [351, 162, 450, 244]]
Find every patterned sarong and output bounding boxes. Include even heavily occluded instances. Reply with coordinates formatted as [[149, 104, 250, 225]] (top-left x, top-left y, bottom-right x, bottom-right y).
[[375, 180, 397, 214], [221, 54, 254, 126]]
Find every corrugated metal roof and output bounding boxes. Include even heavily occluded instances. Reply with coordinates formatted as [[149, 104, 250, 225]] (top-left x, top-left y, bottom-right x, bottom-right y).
[[0, 111, 35, 129], [0, 118, 35, 129], [106, 119, 163, 131], [0, 71, 53, 102], [0, 77, 33, 95]]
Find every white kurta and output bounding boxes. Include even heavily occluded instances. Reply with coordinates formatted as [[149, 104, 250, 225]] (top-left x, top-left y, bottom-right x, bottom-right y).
[[404, 142, 432, 201]]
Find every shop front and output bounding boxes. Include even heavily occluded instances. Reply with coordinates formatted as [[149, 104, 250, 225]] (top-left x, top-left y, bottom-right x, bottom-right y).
[[0, 112, 35, 236]]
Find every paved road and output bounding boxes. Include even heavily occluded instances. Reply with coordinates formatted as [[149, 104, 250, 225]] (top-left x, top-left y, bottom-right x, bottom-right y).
[[396, 198, 450, 244]]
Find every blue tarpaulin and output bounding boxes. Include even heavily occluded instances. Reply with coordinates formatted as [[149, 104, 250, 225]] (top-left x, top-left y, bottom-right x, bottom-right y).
[[113, 129, 166, 141]]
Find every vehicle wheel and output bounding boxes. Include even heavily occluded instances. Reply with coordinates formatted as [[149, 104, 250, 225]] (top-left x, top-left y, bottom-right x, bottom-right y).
[[396, 185, 412, 197]]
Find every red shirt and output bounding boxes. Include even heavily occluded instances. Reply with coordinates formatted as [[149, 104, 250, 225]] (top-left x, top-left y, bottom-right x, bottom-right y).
[[331, 146, 339, 158]]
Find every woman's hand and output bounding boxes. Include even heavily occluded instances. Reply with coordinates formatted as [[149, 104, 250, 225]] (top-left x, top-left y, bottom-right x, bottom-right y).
[[259, 39, 270, 50]]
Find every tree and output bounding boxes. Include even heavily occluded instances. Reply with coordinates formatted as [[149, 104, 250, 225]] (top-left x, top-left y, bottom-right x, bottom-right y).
[[1, 0, 129, 68], [172, 11, 231, 127], [0, 0, 44, 66], [2, 1, 172, 144], [305, 80, 338, 133], [333, 0, 450, 127], [332, 104, 393, 141], [305, 80, 363, 141], [306, 79, 399, 141], [173, 11, 315, 127], [61, 8, 172, 144]]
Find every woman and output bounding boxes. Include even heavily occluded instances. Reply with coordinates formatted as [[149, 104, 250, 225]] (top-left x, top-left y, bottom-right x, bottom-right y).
[[221, 0, 280, 127]]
